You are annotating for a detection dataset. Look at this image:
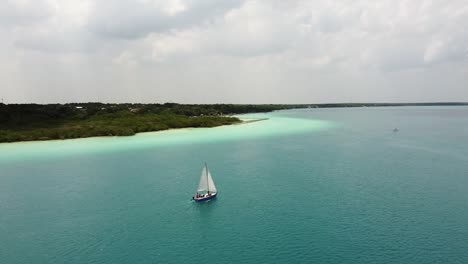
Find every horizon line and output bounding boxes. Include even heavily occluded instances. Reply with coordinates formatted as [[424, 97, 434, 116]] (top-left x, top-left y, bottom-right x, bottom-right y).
[[1, 102, 468, 106]]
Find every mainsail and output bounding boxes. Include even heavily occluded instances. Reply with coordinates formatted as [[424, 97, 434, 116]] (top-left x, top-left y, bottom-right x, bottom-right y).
[[197, 164, 217, 193]]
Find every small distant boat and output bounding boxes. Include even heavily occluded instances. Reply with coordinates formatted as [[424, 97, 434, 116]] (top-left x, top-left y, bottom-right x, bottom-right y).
[[192, 163, 217, 202], [393, 128, 399, 132]]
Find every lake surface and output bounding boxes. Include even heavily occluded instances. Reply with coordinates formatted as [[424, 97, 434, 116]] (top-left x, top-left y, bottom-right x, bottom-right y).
[[1, 107, 468, 264]]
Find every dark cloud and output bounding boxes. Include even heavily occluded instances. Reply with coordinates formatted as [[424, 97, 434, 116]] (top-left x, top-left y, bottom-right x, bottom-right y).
[[0, 0, 51, 27], [87, 0, 244, 39]]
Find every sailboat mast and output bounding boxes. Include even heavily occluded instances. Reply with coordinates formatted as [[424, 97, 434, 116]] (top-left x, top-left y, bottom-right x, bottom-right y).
[[205, 163, 210, 194]]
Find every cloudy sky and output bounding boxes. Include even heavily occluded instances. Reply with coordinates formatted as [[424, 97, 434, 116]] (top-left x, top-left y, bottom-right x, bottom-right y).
[[1, 0, 467, 103]]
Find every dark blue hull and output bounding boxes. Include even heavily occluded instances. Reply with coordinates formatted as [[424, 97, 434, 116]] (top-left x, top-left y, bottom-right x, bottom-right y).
[[193, 193, 217, 202]]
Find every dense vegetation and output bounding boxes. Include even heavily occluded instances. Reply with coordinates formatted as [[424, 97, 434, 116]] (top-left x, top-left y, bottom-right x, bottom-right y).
[[1, 102, 466, 143], [0, 103, 305, 143]]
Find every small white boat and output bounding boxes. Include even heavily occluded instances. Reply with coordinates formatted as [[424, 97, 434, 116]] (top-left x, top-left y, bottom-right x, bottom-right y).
[[192, 163, 217, 202]]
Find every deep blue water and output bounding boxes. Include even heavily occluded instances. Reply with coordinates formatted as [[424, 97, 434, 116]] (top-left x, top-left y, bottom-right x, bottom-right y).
[[1, 107, 468, 263]]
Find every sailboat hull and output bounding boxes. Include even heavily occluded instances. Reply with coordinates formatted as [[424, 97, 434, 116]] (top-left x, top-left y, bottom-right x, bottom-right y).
[[193, 193, 217, 202]]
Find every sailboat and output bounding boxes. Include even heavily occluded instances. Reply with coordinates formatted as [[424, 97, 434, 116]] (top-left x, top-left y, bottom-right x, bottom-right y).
[[192, 163, 217, 202]]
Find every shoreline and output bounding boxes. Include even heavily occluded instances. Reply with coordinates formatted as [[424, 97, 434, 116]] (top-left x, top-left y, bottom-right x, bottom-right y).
[[233, 117, 269, 125], [0, 118, 268, 145]]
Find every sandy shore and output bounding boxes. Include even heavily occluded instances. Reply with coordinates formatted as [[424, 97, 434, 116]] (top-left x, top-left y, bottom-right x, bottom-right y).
[[234, 118, 269, 125], [0, 117, 269, 145]]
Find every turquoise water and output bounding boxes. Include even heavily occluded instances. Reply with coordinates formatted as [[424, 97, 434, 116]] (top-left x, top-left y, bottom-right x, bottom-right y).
[[1, 107, 468, 263]]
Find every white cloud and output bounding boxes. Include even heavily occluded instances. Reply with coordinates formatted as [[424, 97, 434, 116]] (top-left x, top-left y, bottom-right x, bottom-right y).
[[145, 0, 188, 16], [1, 0, 467, 103]]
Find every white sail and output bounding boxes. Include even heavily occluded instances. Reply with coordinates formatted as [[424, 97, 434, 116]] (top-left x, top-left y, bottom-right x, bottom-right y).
[[207, 170, 217, 193], [197, 166, 208, 192], [196, 164, 217, 193]]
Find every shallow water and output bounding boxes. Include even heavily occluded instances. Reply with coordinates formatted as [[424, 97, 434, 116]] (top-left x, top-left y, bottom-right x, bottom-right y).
[[1, 107, 468, 263]]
